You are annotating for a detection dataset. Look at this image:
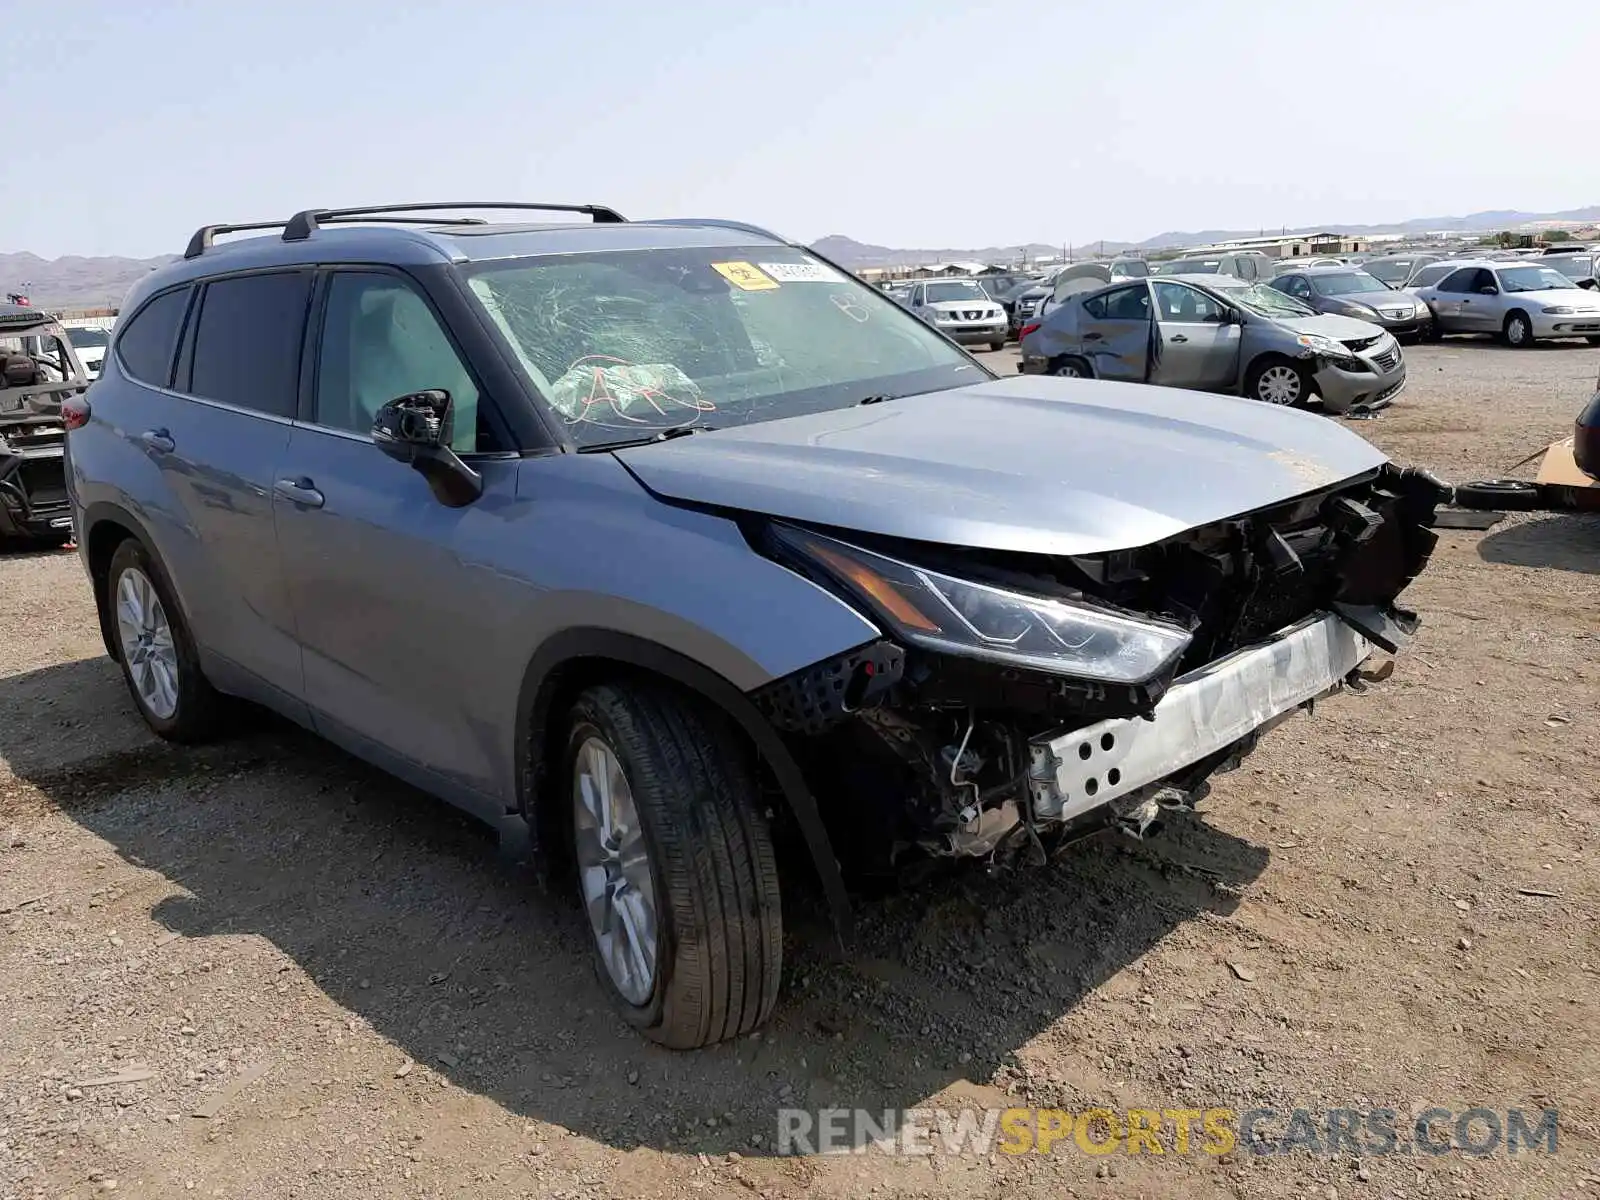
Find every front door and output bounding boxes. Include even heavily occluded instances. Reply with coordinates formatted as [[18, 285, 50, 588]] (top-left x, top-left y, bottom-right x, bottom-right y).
[[273, 268, 513, 805], [1150, 281, 1241, 391]]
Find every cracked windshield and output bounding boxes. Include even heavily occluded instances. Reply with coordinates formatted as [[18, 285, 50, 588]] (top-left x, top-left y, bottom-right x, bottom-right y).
[[467, 248, 975, 446]]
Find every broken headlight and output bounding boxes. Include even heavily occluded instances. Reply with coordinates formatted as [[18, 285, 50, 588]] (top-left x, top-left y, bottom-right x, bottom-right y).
[[774, 526, 1191, 685]]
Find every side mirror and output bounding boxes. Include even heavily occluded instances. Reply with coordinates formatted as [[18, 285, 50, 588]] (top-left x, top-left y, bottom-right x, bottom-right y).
[[372, 389, 483, 508], [1478, 285, 1499, 296]]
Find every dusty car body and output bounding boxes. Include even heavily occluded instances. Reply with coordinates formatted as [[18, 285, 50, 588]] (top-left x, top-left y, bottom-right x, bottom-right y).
[[1270, 266, 1434, 340], [0, 304, 85, 543], [68, 204, 1442, 1049], [1363, 253, 1441, 289], [1019, 273, 1406, 414], [1413, 261, 1600, 345]]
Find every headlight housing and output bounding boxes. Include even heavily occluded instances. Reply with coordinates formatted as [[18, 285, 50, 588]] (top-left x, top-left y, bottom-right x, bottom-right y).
[[773, 526, 1192, 684], [1297, 332, 1352, 357], [1542, 305, 1575, 315], [1340, 302, 1380, 318]]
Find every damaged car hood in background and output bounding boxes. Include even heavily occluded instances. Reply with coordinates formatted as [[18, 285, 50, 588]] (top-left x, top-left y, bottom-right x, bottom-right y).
[[615, 376, 1389, 556]]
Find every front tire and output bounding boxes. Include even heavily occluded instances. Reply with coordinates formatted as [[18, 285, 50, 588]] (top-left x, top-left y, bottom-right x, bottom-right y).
[[1585, 336, 1600, 347], [1245, 357, 1309, 407], [1504, 311, 1534, 348], [989, 339, 1006, 352], [106, 538, 222, 742], [565, 682, 782, 1049]]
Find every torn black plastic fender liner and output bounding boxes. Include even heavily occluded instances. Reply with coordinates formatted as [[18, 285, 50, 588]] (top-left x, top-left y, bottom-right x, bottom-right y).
[[1324, 464, 1447, 643], [751, 641, 906, 734]]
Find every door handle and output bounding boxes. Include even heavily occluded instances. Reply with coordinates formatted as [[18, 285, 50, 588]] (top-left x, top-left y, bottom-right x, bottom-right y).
[[139, 428, 174, 454], [1083, 332, 1103, 341], [1170, 334, 1190, 343], [274, 477, 325, 509]]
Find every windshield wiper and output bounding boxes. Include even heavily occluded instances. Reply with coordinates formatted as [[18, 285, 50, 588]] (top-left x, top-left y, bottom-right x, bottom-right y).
[[580, 425, 713, 452], [857, 393, 900, 406]]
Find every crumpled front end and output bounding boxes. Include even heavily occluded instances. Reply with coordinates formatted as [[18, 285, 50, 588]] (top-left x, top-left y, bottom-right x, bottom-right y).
[[748, 463, 1447, 876]]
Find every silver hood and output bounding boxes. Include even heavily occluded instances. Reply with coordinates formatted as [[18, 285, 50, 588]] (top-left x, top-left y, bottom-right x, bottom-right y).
[[615, 376, 1388, 557], [1274, 311, 1391, 340]]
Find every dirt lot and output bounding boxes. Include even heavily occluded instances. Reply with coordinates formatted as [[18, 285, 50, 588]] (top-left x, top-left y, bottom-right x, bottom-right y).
[[3, 341, 1598, 1200]]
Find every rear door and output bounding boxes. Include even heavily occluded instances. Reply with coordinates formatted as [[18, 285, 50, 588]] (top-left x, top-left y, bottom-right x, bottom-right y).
[[1429, 267, 1478, 330], [149, 271, 311, 714], [1149, 281, 1242, 391], [1076, 284, 1152, 381], [273, 267, 517, 806]]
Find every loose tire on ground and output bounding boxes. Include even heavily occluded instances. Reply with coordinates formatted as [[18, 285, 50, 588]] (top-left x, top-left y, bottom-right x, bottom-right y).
[[1451, 479, 1542, 512], [105, 537, 224, 742], [565, 682, 782, 1050]]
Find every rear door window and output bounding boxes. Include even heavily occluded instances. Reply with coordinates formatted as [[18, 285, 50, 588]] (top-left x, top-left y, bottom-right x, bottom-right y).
[[114, 287, 191, 387], [1436, 268, 1479, 293], [1085, 284, 1150, 321], [187, 272, 313, 418]]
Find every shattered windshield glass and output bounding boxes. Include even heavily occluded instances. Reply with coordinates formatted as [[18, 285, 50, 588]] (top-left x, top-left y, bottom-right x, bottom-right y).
[[466, 248, 979, 447], [1228, 284, 1316, 318]]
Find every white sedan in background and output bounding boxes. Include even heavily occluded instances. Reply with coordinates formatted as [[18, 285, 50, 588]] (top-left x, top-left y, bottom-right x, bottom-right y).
[[1413, 261, 1600, 346]]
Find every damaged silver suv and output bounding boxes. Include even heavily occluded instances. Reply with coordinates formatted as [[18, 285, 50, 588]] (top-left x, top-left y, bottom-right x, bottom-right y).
[[66, 203, 1445, 1049]]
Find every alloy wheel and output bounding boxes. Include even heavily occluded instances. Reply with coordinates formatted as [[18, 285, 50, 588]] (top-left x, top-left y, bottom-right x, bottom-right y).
[[114, 567, 179, 720], [573, 735, 659, 1006]]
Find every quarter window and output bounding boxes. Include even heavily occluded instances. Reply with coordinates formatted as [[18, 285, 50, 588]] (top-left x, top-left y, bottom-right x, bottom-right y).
[[314, 272, 482, 453], [188, 273, 312, 418], [114, 287, 191, 387]]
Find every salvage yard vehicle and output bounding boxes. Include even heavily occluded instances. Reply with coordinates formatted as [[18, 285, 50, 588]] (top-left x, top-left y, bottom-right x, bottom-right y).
[[66, 202, 1443, 1049], [1270, 266, 1434, 340], [1151, 250, 1274, 281], [1578, 367, 1600, 481], [1412, 260, 1600, 346], [62, 324, 112, 379], [905, 277, 1009, 349], [1019, 273, 1406, 413], [0, 303, 86, 545], [1363, 253, 1441, 289]]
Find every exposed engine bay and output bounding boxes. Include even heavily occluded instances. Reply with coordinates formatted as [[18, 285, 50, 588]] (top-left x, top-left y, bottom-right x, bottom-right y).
[[751, 462, 1448, 877]]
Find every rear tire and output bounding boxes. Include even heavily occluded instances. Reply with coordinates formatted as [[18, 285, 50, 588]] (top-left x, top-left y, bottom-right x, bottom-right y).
[[1245, 357, 1309, 407], [106, 538, 223, 742], [1503, 311, 1534, 348], [565, 682, 782, 1050], [1048, 356, 1090, 378]]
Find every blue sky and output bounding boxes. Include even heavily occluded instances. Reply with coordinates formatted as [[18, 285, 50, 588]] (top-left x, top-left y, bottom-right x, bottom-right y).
[[9, 0, 1598, 258]]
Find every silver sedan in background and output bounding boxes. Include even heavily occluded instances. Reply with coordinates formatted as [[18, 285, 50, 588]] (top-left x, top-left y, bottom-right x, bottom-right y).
[[1018, 274, 1405, 414], [1270, 266, 1433, 340], [1412, 261, 1600, 346]]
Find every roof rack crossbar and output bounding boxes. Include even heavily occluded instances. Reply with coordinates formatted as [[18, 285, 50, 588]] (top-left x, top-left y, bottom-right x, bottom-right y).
[[282, 201, 627, 242], [185, 221, 293, 260]]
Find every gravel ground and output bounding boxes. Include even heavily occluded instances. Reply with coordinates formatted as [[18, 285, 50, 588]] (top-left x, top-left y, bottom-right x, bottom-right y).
[[2, 340, 1598, 1200]]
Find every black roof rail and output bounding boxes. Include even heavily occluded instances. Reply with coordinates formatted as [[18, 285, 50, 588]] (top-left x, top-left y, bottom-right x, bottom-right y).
[[639, 217, 789, 243], [183, 215, 492, 259], [282, 201, 627, 242]]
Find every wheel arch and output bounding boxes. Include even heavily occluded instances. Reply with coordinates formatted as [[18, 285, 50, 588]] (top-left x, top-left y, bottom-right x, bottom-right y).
[[80, 501, 162, 662], [1244, 350, 1317, 398], [514, 627, 854, 940]]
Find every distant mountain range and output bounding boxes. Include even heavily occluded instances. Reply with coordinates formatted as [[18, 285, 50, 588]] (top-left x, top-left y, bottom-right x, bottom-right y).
[[7, 204, 1599, 306], [1, 251, 174, 309], [813, 205, 1600, 269]]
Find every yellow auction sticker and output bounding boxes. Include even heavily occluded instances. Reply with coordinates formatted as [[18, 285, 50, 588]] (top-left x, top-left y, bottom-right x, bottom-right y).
[[711, 261, 779, 291]]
